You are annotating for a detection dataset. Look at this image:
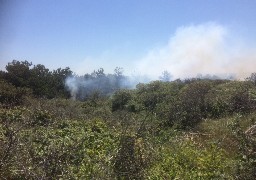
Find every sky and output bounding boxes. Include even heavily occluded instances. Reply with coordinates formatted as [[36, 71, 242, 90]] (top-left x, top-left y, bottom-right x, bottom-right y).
[[1, 0, 256, 79]]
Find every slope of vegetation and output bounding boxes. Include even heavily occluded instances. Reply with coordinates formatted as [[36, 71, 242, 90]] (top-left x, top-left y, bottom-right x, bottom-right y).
[[1, 60, 256, 179]]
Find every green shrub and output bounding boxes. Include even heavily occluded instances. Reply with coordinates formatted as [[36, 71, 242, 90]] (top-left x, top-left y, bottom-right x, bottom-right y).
[[147, 138, 232, 179], [0, 80, 31, 107], [172, 80, 213, 128], [111, 89, 133, 112], [0, 108, 27, 178], [229, 115, 256, 179], [20, 119, 118, 179], [30, 109, 53, 126], [205, 81, 256, 118]]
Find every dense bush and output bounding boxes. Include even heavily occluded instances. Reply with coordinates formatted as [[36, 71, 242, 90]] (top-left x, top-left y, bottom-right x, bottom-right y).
[[175, 80, 213, 128], [205, 81, 256, 118], [1, 60, 256, 179], [111, 89, 133, 112], [0, 80, 31, 107], [1, 60, 72, 99], [229, 115, 256, 179], [147, 138, 232, 179], [0, 107, 119, 179]]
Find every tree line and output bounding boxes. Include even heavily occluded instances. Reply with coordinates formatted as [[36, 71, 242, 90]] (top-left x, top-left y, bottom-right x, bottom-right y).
[[0, 60, 128, 101]]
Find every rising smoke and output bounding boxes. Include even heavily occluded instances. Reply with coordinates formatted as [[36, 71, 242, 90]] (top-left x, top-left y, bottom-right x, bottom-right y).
[[65, 22, 256, 99], [65, 72, 151, 100], [137, 22, 256, 80]]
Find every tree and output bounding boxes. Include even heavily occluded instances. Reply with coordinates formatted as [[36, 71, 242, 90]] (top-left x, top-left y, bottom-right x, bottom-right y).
[[159, 70, 172, 82], [246, 73, 256, 85], [95, 68, 105, 78], [111, 89, 133, 111], [114, 67, 125, 89], [114, 67, 123, 77], [177, 80, 213, 128], [5, 60, 32, 87], [52, 67, 73, 98], [29, 64, 53, 97]]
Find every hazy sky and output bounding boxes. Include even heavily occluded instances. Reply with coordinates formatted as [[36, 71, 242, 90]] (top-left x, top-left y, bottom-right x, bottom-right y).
[[1, 0, 256, 79]]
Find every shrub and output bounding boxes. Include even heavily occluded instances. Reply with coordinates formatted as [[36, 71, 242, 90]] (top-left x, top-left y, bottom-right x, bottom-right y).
[[147, 138, 232, 179], [111, 89, 133, 112], [114, 135, 151, 179], [205, 81, 256, 118], [174, 80, 213, 128], [0, 80, 31, 107], [229, 115, 256, 179], [0, 108, 26, 178], [16, 118, 118, 179]]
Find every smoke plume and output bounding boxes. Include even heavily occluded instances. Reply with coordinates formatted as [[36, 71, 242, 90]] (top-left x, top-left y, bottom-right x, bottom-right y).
[[137, 22, 256, 80], [65, 22, 256, 99], [65, 77, 79, 100], [64, 72, 150, 100]]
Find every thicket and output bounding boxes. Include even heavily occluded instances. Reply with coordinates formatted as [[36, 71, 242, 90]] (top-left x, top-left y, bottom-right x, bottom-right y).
[[0, 60, 128, 100], [1, 60, 256, 179]]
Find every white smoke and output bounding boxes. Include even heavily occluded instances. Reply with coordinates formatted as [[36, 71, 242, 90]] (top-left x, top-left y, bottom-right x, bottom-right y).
[[64, 73, 147, 100], [66, 22, 256, 99], [65, 76, 79, 100], [136, 22, 256, 80]]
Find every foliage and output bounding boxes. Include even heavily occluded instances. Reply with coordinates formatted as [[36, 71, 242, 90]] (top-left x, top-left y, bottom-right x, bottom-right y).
[[175, 80, 213, 128], [111, 89, 133, 112], [0, 107, 119, 179], [135, 81, 184, 113], [4, 60, 32, 87], [205, 81, 256, 118], [159, 70, 172, 82], [229, 115, 256, 179], [0, 80, 31, 107], [114, 135, 149, 179], [147, 138, 232, 179], [2, 60, 72, 98], [1, 60, 256, 179]]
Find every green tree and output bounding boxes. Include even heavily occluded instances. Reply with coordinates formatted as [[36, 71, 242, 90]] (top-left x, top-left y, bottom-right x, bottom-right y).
[[111, 89, 133, 112], [177, 80, 213, 128], [52, 67, 73, 98], [29, 64, 52, 97], [5, 60, 32, 87], [159, 70, 172, 82]]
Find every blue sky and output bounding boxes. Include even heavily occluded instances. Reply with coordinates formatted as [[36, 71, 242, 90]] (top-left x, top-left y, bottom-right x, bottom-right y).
[[1, 0, 256, 78]]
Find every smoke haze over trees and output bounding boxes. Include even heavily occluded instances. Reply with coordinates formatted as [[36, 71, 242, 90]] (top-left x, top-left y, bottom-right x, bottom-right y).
[[0, 60, 238, 101], [0, 60, 152, 100]]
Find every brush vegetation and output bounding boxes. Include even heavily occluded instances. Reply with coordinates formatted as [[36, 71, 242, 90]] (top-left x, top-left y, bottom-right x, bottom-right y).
[[0, 60, 256, 179]]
